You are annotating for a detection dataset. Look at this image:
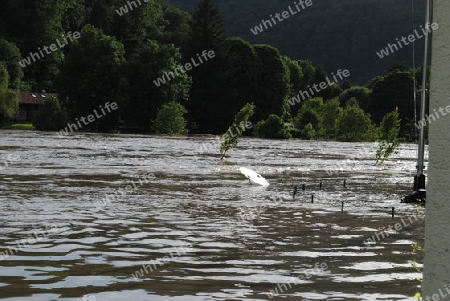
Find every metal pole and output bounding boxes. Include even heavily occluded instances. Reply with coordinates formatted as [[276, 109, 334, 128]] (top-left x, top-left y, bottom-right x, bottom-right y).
[[417, 0, 432, 182]]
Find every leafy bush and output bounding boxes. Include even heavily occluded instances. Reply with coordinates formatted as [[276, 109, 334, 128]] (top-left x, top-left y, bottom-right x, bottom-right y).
[[33, 96, 67, 131], [301, 123, 316, 140], [253, 114, 292, 139], [152, 101, 188, 135]]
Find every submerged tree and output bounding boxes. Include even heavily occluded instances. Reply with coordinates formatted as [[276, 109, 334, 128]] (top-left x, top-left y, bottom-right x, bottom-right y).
[[220, 103, 254, 159], [376, 108, 402, 164]]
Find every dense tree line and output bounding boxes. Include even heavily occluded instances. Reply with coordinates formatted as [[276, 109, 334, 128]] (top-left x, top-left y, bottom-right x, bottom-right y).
[[0, 0, 425, 142], [168, 0, 427, 85]]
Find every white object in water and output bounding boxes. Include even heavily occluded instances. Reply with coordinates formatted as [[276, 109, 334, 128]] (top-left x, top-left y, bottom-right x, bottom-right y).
[[239, 167, 269, 186]]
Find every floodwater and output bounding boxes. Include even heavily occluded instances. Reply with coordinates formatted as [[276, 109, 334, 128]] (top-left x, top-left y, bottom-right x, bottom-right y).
[[0, 130, 426, 301]]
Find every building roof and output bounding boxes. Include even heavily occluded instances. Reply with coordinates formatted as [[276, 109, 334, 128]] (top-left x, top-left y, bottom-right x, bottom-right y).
[[19, 92, 58, 105]]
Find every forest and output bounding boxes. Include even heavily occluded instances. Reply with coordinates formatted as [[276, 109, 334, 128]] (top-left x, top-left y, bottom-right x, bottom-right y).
[[0, 0, 428, 141]]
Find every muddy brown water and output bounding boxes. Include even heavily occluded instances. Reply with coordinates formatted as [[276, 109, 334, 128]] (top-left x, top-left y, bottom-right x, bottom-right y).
[[0, 130, 426, 300]]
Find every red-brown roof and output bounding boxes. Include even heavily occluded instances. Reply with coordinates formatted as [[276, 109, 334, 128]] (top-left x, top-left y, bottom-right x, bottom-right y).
[[20, 92, 58, 104]]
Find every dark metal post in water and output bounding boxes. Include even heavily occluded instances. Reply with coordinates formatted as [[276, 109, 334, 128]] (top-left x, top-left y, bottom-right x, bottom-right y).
[[341, 201, 344, 212], [392, 207, 395, 218], [416, 0, 431, 187], [311, 194, 314, 203], [403, 0, 431, 204]]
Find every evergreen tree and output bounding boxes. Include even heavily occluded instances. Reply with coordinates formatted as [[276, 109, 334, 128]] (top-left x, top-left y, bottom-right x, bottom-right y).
[[184, 0, 229, 133], [184, 0, 227, 57]]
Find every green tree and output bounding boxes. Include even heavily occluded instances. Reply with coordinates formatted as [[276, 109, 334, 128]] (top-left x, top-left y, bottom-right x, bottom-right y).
[[57, 25, 125, 131], [253, 44, 290, 121], [294, 109, 320, 133], [219, 38, 259, 128], [33, 96, 67, 131], [0, 64, 19, 125], [292, 97, 323, 138], [220, 103, 254, 159], [369, 68, 415, 136], [152, 101, 188, 135], [284, 56, 304, 113], [184, 0, 228, 133], [160, 4, 191, 47], [254, 114, 292, 140], [0, 0, 68, 90], [301, 123, 316, 140], [336, 104, 377, 142], [124, 40, 191, 131], [337, 86, 371, 111], [376, 108, 402, 164], [319, 98, 342, 139], [297, 60, 316, 89], [0, 39, 24, 89], [184, 0, 228, 57]]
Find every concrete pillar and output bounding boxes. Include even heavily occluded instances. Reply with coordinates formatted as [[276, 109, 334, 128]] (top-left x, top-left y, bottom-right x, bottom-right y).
[[422, 0, 450, 299]]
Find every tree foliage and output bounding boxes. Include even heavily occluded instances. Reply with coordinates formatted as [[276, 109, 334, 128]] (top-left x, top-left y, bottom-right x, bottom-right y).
[[152, 101, 188, 135], [335, 104, 377, 142], [220, 103, 254, 158], [0, 0, 427, 141], [337, 86, 371, 111], [376, 108, 402, 164], [124, 40, 191, 130], [57, 25, 125, 131], [0, 63, 19, 124], [33, 96, 67, 131], [253, 114, 292, 140], [0, 39, 24, 89], [184, 0, 229, 133], [319, 99, 342, 139]]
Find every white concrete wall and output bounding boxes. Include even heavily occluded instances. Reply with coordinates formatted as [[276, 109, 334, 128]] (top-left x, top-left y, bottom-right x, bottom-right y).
[[422, 0, 450, 299]]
